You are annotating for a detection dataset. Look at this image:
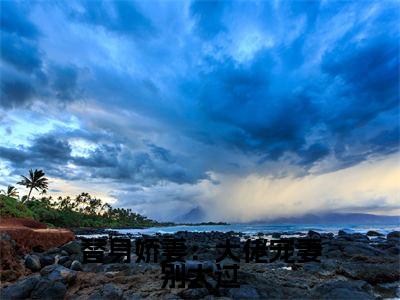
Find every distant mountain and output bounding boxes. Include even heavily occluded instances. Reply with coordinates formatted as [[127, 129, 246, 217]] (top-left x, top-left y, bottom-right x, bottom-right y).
[[174, 206, 206, 223], [252, 213, 400, 224]]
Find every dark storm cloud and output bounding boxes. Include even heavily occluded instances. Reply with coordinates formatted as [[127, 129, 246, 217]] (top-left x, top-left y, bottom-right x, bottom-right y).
[[0, 135, 71, 166], [0, 76, 35, 108], [0, 0, 399, 185], [50, 64, 80, 101], [0, 1, 39, 39], [0, 132, 208, 186], [1, 32, 42, 73], [0, 1, 82, 108]]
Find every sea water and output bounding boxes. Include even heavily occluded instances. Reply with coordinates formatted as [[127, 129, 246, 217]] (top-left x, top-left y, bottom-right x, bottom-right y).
[[111, 223, 400, 236]]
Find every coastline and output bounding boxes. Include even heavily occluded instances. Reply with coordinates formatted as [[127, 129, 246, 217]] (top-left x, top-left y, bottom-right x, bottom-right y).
[[1, 224, 399, 299]]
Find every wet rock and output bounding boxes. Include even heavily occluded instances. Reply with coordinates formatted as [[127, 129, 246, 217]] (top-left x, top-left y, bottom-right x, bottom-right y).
[[39, 255, 55, 267], [350, 233, 370, 242], [30, 278, 67, 300], [88, 283, 123, 300], [57, 255, 70, 265], [271, 233, 281, 239], [387, 231, 400, 240], [307, 230, 321, 239], [342, 242, 385, 257], [386, 245, 400, 255], [366, 230, 384, 237], [70, 260, 83, 271], [228, 285, 260, 299], [25, 254, 41, 272], [311, 279, 374, 299], [179, 288, 209, 299], [61, 240, 81, 255], [339, 262, 400, 284], [40, 265, 77, 285], [0, 275, 40, 299]]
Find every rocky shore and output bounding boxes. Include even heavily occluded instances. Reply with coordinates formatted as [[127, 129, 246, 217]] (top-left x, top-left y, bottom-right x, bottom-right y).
[[1, 229, 399, 299]]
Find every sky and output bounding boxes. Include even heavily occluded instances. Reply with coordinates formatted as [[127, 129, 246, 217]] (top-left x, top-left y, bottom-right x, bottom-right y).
[[0, 0, 399, 222]]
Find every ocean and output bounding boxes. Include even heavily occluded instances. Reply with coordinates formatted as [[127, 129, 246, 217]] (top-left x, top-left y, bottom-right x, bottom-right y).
[[110, 223, 400, 236]]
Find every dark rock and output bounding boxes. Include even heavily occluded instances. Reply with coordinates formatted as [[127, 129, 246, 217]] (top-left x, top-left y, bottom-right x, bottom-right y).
[[351, 233, 370, 242], [25, 255, 41, 272], [228, 285, 260, 299], [387, 231, 400, 240], [70, 260, 83, 271], [57, 255, 70, 265], [39, 255, 55, 267], [342, 242, 386, 257], [0, 275, 40, 299], [70, 253, 83, 263], [30, 279, 67, 300], [89, 283, 123, 300], [271, 233, 281, 238], [62, 260, 72, 268], [311, 279, 374, 299], [386, 245, 400, 255], [339, 262, 400, 284], [60, 240, 81, 255], [307, 230, 321, 239], [179, 288, 209, 299], [40, 265, 77, 285], [338, 230, 348, 236], [366, 230, 384, 237], [45, 247, 60, 255]]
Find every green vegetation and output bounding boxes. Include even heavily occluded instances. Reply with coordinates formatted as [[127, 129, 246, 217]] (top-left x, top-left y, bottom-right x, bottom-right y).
[[0, 169, 169, 229], [0, 195, 34, 219], [0, 185, 19, 198], [0, 194, 166, 228], [17, 169, 49, 202]]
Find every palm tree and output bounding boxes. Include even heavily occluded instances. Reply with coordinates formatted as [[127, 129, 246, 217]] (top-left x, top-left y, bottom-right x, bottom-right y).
[[17, 169, 49, 202], [0, 185, 19, 198]]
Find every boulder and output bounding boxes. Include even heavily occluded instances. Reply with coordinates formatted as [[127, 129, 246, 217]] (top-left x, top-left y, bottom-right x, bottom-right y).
[[387, 231, 400, 240], [366, 230, 384, 237], [342, 242, 386, 257], [40, 265, 77, 285], [25, 254, 41, 272], [339, 262, 400, 284], [57, 255, 70, 265], [60, 240, 81, 255], [307, 230, 321, 239], [0, 275, 40, 299], [70, 260, 83, 271], [39, 255, 55, 267], [30, 278, 67, 300]]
